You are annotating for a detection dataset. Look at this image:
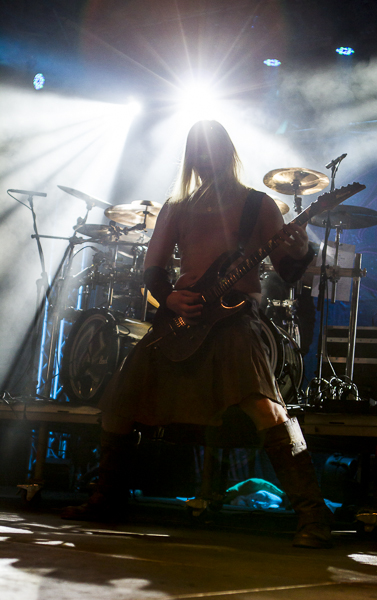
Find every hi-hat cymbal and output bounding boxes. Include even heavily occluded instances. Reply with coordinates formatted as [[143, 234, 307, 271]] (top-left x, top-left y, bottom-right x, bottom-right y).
[[263, 168, 329, 196], [75, 224, 150, 244], [309, 205, 377, 229], [58, 186, 112, 209], [104, 201, 162, 228]]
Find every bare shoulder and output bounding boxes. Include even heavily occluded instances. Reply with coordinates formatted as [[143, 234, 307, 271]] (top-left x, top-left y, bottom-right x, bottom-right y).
[[154, 198, 183, 228], [257, 193, 285, 240], [259, 193, 285, 222]]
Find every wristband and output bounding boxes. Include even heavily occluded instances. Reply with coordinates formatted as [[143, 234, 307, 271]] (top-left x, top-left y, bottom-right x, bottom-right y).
[[278, 243, 316, 284]]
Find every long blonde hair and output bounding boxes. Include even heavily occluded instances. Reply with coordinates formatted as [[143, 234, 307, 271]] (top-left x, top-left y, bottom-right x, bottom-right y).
[[171, 120, 244, 203]]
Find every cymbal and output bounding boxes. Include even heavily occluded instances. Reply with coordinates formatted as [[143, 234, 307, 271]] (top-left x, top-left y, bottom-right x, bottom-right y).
[[272, 198, 290, 215], [263, 168, 329, 196], [104, 201, 162, 228], [309, 205, 377, 229], [75, 224, 150, 244], [58, 186, 112, 209]]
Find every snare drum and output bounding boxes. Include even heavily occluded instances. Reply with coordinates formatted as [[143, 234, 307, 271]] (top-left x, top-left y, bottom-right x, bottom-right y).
[[60, 308, 151, 404], [259, 312, 303, 404]]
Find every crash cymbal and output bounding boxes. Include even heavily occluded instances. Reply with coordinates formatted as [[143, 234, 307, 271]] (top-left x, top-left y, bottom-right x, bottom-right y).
[[309, 205, 377, 229], [272, 197, 290, 215], [104, 201, 162, 228], [58, 185, 112, 209], [75, 224, 150, 244], [263, 168, 329, 196], [130, 200, 162, 209]]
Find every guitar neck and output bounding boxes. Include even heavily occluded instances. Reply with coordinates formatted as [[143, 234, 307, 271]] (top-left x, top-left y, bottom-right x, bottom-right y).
[[202, 208, 310, 303], [201, 182, 365, 304]]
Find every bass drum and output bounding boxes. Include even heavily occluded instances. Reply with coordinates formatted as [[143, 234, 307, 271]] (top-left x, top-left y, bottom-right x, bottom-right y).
[[259, 311, 303, 404], [60, 308, 151, 404]]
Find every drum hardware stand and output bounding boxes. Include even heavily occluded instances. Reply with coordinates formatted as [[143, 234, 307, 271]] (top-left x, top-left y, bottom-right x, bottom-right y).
[[345, 252, 362, 382], [293, 189, 302, 215], [106, 242, 118, 310], [28, 235, 87, 483], [307, 153, 364, 406], [1, 227, 85, 489], [13, 191, 50, 395]]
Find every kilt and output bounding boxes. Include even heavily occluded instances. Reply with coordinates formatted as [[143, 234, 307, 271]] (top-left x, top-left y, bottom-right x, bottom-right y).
[[98, 299, 284, 427]]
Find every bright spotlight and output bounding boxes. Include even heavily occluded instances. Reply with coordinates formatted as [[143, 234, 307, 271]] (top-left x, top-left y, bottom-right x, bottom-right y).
[[127, 99, 142, 116], [336, 47, 355, 56], [33, 73, 45, 90], [104, 100, 141, 128], [177, 81, 219, 120], [263, 59, 281, 67]]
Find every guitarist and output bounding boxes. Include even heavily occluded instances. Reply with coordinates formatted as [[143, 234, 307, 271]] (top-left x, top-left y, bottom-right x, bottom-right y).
[[63, 120, 333, 548]]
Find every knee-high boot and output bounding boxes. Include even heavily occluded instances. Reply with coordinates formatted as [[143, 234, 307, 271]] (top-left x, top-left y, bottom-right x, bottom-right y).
[[262, 417, 333, 548], [61, 429, 138, 521]]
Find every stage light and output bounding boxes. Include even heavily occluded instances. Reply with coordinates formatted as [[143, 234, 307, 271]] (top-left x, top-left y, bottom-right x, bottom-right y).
[[263, 59, 281, 67], [104, 100, 142, 128], [126, 99, 142, 117], [336, 47, 355, 56], [177, 81, 219, 121], [33, 73, 45, 90]]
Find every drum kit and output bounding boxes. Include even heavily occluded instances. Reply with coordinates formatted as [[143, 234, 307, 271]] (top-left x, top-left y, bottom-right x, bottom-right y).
[[261, 165, 375, 405], [32, 165, 373, 406], [49, 187, 164, 404]]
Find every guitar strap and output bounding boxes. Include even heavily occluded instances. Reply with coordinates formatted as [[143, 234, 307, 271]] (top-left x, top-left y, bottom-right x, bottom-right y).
[[238, 188, 265, 254]]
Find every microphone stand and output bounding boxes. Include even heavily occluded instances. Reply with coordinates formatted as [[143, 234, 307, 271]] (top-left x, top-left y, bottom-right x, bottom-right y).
[[1, 234, 86, 399], [27, 193, 51, 386]]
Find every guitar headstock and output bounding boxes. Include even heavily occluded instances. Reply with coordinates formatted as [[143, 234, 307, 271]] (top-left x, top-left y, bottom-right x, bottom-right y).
[[307, 182, 366, 219]]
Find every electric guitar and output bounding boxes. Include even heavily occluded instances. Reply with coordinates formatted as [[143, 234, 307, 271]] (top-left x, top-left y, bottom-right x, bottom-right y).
[[147, 182, 366, 362]]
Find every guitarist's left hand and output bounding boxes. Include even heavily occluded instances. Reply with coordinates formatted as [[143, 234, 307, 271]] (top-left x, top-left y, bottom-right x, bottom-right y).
[[280, 222, 309, 259]]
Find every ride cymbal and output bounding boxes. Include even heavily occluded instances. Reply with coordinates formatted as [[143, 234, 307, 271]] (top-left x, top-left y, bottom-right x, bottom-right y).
[[58, 186, 112, 209], [309, 205, 377, 229], [104, 201, 162, 228], [263, 168, 329, 196]]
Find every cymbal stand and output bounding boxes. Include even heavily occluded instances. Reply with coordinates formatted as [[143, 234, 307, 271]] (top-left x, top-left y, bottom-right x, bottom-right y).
[[119, 211, 150, 320], [309, 165, 338, 402], [106, 242, 118, 309], [292, 183, 302, 214], [276, 190, 303, 353], [346, 252, 362, 383], [122, 206, 151, 234], [308, 156, 359, 404], [330, 226, 342, 303]]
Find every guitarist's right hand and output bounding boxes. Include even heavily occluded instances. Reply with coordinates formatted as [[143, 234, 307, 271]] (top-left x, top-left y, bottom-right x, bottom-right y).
[[166, 290, 203, 322]]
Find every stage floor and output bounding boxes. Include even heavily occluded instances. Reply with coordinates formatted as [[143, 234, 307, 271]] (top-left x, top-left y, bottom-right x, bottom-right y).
[[0, 487, 376, 600]]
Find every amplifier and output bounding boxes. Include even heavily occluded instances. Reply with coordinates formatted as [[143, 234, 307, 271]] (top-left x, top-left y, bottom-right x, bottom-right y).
[[323, 326, 377, 399]]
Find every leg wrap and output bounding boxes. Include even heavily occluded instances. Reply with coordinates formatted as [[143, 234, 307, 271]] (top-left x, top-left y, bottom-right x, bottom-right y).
[[262, 417, 333, 548]]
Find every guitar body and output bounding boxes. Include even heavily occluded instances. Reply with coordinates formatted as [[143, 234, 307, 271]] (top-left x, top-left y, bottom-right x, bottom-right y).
[[146, 182, 366, 362], [150, 252, 246, 362]]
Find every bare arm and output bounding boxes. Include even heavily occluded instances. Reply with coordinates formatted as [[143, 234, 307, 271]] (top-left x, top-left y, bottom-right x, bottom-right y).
[[144, 201, 177, 271], [144, 201, 203, 319], [258, 195, 311, 277]]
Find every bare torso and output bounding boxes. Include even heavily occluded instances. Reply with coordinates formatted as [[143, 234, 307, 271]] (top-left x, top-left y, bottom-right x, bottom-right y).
[[144, 185, 288, 302]]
